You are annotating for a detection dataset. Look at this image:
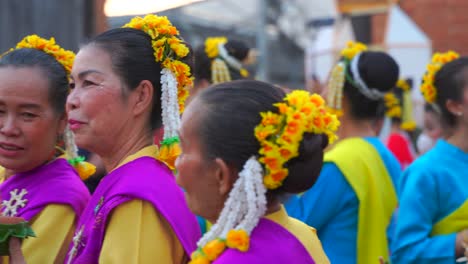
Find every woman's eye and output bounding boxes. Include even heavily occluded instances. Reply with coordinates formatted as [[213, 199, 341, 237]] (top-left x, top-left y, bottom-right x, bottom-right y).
[[69, 82, 76, 89]]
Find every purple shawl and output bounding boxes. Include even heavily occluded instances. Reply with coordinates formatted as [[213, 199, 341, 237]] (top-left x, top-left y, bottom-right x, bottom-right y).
[[0, 158, 90, 221], [215, 218, 316, 263], [65, 156, 201, 264]]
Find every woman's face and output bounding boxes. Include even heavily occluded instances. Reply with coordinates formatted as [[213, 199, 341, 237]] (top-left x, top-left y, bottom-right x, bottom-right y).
[[0, 67, 66, 172], [67, 45, 134, 154], [175, 99, 226, 221]]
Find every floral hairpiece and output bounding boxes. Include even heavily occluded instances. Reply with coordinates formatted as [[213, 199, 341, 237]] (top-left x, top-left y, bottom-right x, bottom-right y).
[[7, 35, 75, 77], [189, 91, 338, 264], [421, 50, 459, 104], [327, 41, 368, 116], [124, 14, 193, 169], [384, 93, 401, 118], [204, 36, 249, 84], [6, 35, 95, 180], [255, 90, 340, 189]]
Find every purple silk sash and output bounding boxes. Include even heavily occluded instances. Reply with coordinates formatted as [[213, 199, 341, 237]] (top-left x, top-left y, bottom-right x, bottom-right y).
[[65, 156, 201, 264], [0, 158, 90, 221], [216, 218, 316, 263]]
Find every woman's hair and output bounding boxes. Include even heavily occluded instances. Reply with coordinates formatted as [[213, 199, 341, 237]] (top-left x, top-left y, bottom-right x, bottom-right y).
[[0, 48, 69, 115], [223, 39, 250, 80], [194, 80, 328, 195], [344, 51, 399, 120], [87, 28, 193, 130], [433, 57, 468, 128], [194, 45, 212, 83]]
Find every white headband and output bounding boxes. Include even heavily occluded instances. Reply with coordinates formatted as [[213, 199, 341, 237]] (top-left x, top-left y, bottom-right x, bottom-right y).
[[350, 53, 386, 100], [218, 43, 243, 71]]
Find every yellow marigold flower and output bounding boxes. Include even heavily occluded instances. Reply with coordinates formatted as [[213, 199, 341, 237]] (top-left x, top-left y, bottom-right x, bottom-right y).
[[158, 143, 181, 170], [205, 37, 227, 58], [240, 68, 249, 77], [226, 229, 250, 252], [341, 41, 367, 60], [401, 121, 417, 131], [386, 106, 402, 118], [202, 239, 226, 261], [13, 35, 75, 76], [260, 112, 282, 126], [255, 90, 339, 190], [75, 161, 96, 180], [397, 79, 411, 91]]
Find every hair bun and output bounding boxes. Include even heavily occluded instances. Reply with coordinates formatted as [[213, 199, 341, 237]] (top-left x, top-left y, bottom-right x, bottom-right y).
[[280, 133, 327, 194], [358, 51, 399, 94]]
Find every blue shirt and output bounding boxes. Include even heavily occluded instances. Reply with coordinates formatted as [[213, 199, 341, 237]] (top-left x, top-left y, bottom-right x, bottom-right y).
[[285, 137, 400, 264], [391, 140, 468, 264]]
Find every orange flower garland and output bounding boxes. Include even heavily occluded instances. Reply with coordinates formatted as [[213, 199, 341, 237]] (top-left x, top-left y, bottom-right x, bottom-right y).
[[255, 90, 340, 189], [124, 14, 192, 113], [421, 51, 459, 104]]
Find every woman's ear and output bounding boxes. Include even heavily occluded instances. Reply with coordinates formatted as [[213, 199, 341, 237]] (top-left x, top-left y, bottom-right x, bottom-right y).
[[132, 80, 154, 116], [213, 158, 236, 197], [446, 99, 463, 117]]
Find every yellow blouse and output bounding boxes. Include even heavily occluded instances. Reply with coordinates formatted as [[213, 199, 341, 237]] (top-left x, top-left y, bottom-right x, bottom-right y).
[[98, 145, 187, 263], [265, 206, 330, 264]]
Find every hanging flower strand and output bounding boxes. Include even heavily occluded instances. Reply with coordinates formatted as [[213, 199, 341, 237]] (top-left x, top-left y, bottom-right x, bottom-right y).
[[124, 14, 193, 169]]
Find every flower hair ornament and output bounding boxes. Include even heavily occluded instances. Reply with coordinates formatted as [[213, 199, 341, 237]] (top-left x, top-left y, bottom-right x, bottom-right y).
[[420, 50, 459, 112], [382, 78, 417, 134], [189, 90, 339, 264], [124, 14, 193, 170], [205, 37, 249, 84], [2, 35, 96, 180], [327, 41, 387, 116]]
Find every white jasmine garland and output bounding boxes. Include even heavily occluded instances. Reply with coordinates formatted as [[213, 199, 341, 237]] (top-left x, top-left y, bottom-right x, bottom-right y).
[[160, 68, 181, 140], [64, 125, 80, 160], [196, 156, 267, 248]]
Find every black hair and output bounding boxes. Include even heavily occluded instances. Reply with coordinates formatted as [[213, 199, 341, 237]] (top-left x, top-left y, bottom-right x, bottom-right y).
[[88, 28, 193, 131], [194, 45, 211, 83], [0, 48, 69, 115], [433, 57, 468, 128], [193, 80, 328, 195], [343, 51, 399, 120], [224, 39, 250, 80]]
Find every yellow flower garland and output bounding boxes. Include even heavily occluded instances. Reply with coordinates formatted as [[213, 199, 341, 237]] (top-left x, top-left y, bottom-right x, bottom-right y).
[[8, 34, 75, 76], [384, 93, 401, 118], [255, 90, 340, 189], [421, 51, 459, 104], [327, 41, 368, 116], [123, 14, 192, 113]]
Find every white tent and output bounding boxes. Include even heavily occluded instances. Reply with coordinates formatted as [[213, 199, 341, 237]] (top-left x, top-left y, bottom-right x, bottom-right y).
[[385, 4, 431, 126]]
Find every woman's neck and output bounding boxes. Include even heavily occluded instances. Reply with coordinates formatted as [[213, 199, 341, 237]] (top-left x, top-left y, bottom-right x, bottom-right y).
[[100, 126, 153, 172], [338, 115, 376, 139], [447, 124, 468, 153]]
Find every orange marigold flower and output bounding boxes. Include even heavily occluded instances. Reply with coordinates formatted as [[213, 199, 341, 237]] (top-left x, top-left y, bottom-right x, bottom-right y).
[[226, 230, 250, 252], [202, 239, 226, 261]]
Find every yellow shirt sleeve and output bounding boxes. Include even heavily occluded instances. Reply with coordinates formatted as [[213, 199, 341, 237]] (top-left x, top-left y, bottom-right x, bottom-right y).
[[99, 199, 187, 264], [24, 204, 76, 264]]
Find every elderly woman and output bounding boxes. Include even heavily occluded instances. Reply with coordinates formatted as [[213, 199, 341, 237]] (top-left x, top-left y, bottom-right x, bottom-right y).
[[0, 35, 90, 263], [177, 80, 335, 263], [64, 15, 200, 263]]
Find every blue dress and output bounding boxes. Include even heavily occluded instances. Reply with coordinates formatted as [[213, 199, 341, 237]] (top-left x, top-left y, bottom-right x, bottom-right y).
[[285, 137, 400, 264], [391, 140, 468, 264]]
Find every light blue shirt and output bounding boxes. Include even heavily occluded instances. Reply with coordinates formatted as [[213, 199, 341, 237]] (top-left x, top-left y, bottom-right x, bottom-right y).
[[285, 137, 400, 264], [391, 140, 468, 264]]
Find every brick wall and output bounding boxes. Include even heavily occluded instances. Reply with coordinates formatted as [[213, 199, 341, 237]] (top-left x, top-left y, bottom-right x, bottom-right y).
[[371, 0, 468, 55]]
